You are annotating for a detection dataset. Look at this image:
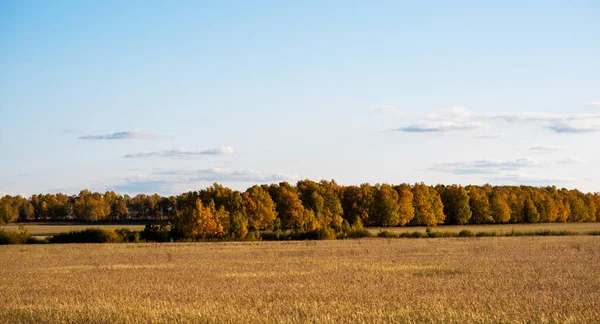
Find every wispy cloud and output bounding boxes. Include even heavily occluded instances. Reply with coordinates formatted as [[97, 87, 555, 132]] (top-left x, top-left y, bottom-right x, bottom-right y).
[[557, 156, 586, 165], [529, 145, 566, 154], [584, 102, 600, 107], [546, 121, 600, 133], [488, 173, 574, 186], [429, 157, 541, 175], [124, 146, 235, 158], [374, 106, 405, 117], [391, 121, 488, 133], [78, 130, 156, 140], [392, 106, 600, 135], [61, 128, 80, 134], [110, 168, 300, 194]]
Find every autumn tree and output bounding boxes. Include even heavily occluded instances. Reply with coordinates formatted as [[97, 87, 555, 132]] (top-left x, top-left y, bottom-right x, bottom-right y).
[[371, 184, 400, 226], [439, 185, 472, 225], [395, 184, 415, 226], [468, 186, 492, 224], [0, 196, 19, 224], [411, 183, 436, 226], [490, 189, 511, 224], [173, 199, 224, 239], [242, 185, 277, 230]]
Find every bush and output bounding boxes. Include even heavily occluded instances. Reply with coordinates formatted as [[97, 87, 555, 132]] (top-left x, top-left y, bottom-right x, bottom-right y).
[[25, 236, 48, 244], [476, 231, 497, 237], [458, 230, 475, 237], [49, 228, 121, 244], [427, 231, 458, 238], [318, 228, 337, 240], [0, 229, 26, 244], [0, 226, 42, 244], [345, 227, 372, 239], [398, 231, 427, 238], [377, 230, 398, 238], [115, 229, 140, 242], [587, 231, 600, 236], [141, 223, 172, 242]]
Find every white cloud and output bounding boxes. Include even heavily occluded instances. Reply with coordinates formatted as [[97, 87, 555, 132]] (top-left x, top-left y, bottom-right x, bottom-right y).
[[374, 106, 405, 116], [392, 106, 600, 135], [124, 146, 235, 158], [110, 168, 299, 194], [529, 145, 567, 154], [429, 157, 541, 175], [488, 173, 574, 186], [392, 120, 489, 133], [78, 130, 156, 140], [557, 156, 586, 165], [426, 106, 473, 121], [584, 102, 600, 107], [546, 120, 600, 133]]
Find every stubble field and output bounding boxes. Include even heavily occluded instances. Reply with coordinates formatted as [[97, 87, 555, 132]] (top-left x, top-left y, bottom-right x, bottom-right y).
[[1, 237, 599, 323]]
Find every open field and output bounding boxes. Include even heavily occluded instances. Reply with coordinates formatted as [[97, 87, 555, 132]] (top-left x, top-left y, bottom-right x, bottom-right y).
[[368, 222, 600, 235], [2, 222, 600, 238], [1, 237, 599, 323], [0, 223, 146, 237]]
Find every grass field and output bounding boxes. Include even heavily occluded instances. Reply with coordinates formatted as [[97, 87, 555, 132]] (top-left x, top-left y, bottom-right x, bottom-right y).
[[2, 222, 600, 238], [0, 223, 146, 237], [368, 222, 600, 235], [1, 237, 598, 323]]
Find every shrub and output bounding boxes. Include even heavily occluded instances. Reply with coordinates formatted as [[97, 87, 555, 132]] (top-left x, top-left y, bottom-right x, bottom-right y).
[[49, 228, 121, 244], [115, 229, 140, 243], [0, 229, 25, 244], [318, 228, 337, 240], [476, 231, 497, 237], [587, 231, 600, 236], [141, 223, 172, 242], [0, 226, 40, 244], [25, 236, 48, 244], [377, 230, 398, 238], [427, 231, 458, 238], [458, 230, 475, 237], [346, 227, 372, 239], [245, 230, 261, 241]]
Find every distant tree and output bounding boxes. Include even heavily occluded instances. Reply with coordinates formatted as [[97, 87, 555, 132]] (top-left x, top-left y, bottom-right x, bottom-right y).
[[242, 185, 277, 230], [468, 186, 492, 224], [490, 190, 511, 224], [523, 198, 541, 223], [395, 184, 415, 226], [74, 190, 110, 222], [173, 199, 224, 239], [439, 185, 471, 225], [411, 183, 435, 226], [371, 184, 400, 227], [0, 196, 19, 223]]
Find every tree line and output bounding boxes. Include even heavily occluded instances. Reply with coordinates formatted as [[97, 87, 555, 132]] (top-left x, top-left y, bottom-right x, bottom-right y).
[[1, 181, 599, 239]]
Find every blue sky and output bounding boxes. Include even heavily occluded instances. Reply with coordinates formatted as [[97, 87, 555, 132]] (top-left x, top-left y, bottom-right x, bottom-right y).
[[1, 0, 599, 196]]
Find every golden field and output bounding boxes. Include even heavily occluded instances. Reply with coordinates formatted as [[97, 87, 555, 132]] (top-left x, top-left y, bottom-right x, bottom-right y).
[[1, 237, 599, 323], [2, 221, 600, 238]]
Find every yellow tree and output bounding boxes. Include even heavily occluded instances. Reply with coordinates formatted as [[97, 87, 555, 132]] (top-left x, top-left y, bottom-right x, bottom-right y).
[[175, 199, 224, 239], [242, 185, 277, 230]]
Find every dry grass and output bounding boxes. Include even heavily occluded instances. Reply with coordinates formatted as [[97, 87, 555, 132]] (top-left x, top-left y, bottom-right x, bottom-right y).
[[1, 237, 599, 323], [3, 222, 599, 238], [0, 223, 146, 237], [369, 222, 600, 235]]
